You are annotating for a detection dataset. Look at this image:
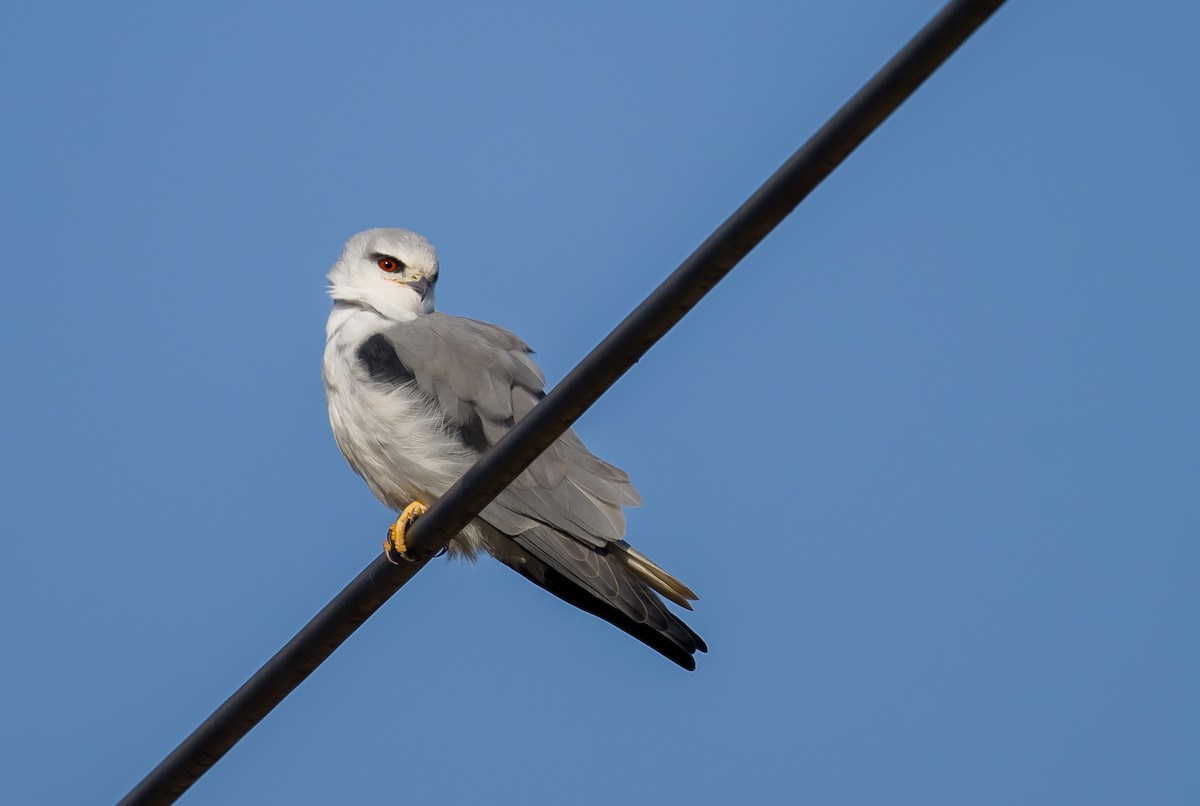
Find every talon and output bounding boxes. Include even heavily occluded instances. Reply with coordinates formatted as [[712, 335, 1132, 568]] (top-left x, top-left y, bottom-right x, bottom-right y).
[[384, 501, 428, 563]]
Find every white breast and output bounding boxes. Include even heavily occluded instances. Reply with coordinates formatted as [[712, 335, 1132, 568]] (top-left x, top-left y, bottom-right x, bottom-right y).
[[322, 305, 474, 513]]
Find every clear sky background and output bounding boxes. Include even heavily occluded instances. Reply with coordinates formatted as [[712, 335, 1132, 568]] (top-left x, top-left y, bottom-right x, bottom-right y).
[[2, 1, 1197, 804]]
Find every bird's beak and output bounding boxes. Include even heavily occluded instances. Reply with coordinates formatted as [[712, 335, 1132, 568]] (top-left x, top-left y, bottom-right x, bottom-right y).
[[404, 276, 430, 300]]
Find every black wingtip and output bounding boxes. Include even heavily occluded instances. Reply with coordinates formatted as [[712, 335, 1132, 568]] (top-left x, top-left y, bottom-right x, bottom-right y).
[[513, 564, 705, 671]]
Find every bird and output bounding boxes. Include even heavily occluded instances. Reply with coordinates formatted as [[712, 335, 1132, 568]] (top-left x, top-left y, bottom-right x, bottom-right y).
[[322, 228, 706, 669]]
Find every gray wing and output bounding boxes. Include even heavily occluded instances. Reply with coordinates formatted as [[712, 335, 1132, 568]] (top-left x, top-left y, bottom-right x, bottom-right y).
[[372, 313, 705, 668], [375, 312, 641, 545]]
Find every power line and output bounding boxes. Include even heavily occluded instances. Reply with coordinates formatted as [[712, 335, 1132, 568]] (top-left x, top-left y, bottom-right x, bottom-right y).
[[117, 1, 1006, 803]]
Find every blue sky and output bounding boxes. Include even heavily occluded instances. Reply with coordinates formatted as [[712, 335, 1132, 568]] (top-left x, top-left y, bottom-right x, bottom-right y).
[[2, 1, 1198, 803]]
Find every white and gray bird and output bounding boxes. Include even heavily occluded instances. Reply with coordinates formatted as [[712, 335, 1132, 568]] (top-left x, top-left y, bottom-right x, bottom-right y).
[[322, 228, 706, 669]]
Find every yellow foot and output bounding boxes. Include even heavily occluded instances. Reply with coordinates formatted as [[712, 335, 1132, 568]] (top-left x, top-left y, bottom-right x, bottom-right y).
[[384, 501, 429, 563]]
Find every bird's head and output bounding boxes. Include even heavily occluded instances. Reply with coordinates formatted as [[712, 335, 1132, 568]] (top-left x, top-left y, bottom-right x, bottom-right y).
[[328, 228, 440, 320]]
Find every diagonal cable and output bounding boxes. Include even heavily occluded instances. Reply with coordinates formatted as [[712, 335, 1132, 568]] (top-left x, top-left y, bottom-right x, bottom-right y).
[[118, 1, 1007, 803]]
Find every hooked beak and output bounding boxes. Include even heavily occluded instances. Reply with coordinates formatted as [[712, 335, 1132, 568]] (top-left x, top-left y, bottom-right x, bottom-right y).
[[404, 276, 430, 300]]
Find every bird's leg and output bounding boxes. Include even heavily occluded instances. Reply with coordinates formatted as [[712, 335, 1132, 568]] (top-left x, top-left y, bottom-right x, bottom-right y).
[[384, 501, 429, 563]]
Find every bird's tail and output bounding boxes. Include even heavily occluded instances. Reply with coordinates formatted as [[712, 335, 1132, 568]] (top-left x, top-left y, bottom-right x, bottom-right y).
[[613, 542, 699, 610], [502, 527, 706, 670]]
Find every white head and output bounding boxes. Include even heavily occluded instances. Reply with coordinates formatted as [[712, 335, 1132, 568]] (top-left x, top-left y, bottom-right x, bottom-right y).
[[328, 228, 440, 321]]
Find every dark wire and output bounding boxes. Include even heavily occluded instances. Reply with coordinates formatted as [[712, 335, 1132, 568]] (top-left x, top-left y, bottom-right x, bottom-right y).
[[118, 1, 1006, 802]]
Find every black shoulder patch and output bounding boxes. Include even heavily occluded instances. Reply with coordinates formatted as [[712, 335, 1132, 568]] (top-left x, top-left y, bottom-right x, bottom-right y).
[[452, 414, 491, 453], [356, 333, 415, 386]]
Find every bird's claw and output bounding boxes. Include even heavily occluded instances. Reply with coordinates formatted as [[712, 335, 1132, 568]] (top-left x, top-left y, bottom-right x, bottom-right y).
[[384, 501, 429, 563]]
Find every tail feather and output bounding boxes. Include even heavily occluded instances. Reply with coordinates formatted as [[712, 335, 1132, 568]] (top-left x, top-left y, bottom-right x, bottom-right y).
[[613, 542, 699, 610], [502, 527, 706, 670]]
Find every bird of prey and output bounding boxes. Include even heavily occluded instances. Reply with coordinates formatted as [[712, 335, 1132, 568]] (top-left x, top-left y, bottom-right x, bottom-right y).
[[322, 228, 706, 669]]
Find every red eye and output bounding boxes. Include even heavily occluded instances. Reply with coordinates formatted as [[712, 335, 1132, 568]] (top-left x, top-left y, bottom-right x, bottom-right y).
[[377, 257, 400, 273]]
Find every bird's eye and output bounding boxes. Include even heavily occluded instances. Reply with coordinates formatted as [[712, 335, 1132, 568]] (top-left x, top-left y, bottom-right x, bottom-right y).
[[377, 257, 401, 273]]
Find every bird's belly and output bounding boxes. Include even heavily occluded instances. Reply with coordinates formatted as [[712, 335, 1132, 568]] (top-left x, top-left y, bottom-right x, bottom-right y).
[[324, 347, 471, 513]]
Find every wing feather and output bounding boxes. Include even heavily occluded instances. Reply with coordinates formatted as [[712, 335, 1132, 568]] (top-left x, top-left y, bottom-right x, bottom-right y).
[[374, 312, 638, 549]]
